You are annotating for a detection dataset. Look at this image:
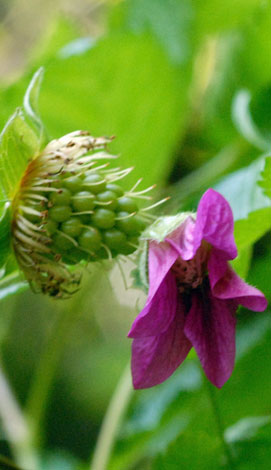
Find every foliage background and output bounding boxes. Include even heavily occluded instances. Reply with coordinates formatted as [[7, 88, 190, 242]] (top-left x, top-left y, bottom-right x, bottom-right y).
[[0, 0, 271, 469]]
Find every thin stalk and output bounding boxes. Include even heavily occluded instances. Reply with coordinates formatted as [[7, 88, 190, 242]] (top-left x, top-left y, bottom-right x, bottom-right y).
[[90, 364, 133, 470], [0, 364, 39, 470], [26, 303, 81, 448], [167, 140, 248, 211], [204, 377, 236, 469]]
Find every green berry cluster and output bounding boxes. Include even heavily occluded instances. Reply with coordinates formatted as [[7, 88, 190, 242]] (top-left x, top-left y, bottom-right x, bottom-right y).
[[29, 172, 146, 265], [11, 131, 152, 297]]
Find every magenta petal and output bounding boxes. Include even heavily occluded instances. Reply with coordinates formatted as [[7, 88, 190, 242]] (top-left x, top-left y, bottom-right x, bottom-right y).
[[128, 270, 178, 338], [184, 291, 237, 388], [165, 216, 196, 260], [194, 189, 237, 259], [211, 266, 267, 312], [131, 302, 192, 389], [147, 240, 179, 303]]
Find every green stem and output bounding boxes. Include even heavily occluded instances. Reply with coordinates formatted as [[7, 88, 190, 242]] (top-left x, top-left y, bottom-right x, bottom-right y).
[[0, 363, 39, 470], [90, 363, 133, 470], [26, 303, 81, 448], [204, 378, 236, 469], [168, 140, 248, 211]]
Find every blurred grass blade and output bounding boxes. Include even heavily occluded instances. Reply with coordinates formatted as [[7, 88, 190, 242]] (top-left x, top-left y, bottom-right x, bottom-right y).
[[0, 271, 27, 300], [23, 67, 47, 145], [0, 455, 26, 470]]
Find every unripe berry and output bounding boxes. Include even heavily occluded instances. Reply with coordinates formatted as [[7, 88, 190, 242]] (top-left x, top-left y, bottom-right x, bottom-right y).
[[11, 131, 160, 297]]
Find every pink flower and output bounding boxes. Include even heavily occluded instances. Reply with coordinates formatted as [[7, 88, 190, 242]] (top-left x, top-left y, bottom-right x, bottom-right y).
[[128, 189, 267, 389]]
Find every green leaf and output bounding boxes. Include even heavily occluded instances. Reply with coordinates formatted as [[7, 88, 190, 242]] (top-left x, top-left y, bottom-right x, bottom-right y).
[[0, 108, 39, 202], [153, 431, 221, 470], [225, 416, 271, 469], [0, 203, 11, 269], [234, 208, 271, 251], [116, 0, 194, 65], [231, 245, 252, 279], [258, 156, 271, 199], [38, 32, 191, 189], [215, 157, 271, 256]]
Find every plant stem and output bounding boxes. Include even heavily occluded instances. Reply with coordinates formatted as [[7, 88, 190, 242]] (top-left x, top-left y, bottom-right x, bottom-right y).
[[26, 302, 81, 449], [167, 140, 248, 211], [90, 363, 133, 470], [0, 363, 39, 470], [204, 378, 236, 469]]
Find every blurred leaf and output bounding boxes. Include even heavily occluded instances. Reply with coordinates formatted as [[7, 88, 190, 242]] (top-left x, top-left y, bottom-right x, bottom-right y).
[[250, 86, 271, 143], [123, 363, 201, 437], [58, 37, 96, 59], [232, 90, 271, 151], [258, 156, 271, 199], [0, 455, 25, 470], [41, 450, 83, 470], [215, 156, 271, 220], [234, 208, 271, 251], [225, 415, 271, 443], [153, 431, 221, 470], [236, 313, 271, 361], [225, 416, 271, 469], [0, 271, 27, 300], [195, 0, 260, 33], [231, 245, 252, 279], [110, 363, 202, 470], [38, 32, 191, 188], [215, 157, 271, 256], [117, 0, 194, 65], [0, 203, 11, 269]]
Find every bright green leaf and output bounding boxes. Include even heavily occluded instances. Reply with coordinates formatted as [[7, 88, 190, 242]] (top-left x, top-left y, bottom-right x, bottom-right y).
[[215, 156, 271, 220], [234, 208, 271, 251], [231, 245, 252, 279], [0, 108, 39, 201]]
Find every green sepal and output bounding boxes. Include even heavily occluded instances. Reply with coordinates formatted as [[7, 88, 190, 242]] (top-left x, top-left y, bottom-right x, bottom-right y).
[[131, 240, 149, 293], [142, 212, 195, 242], [0, 202, 12, 270]]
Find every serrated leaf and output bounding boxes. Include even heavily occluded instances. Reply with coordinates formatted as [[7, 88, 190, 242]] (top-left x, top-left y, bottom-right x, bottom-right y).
[[258, 156, 271, 199]]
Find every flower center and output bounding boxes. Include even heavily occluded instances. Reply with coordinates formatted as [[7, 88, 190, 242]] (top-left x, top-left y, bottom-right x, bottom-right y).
[[171, 242, 210, 293]]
